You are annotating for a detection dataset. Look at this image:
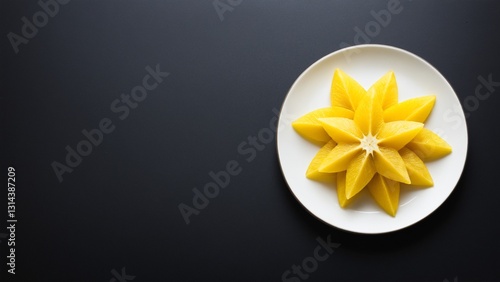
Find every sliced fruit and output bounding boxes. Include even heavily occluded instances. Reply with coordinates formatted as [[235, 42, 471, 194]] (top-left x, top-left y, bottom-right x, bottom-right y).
[[330, 69, 367, 111], [336, 171, 357, 208], [377, 121, 424, 150], [399, 147, 433, 186], [367, 174, 400, 217], [345, 152, 376, 199], [384, 95, 436, 123], [367, 71, 398, 110], [373, 146, 410, 184], [319, 143, 362, 173], [292, 69, 453, 217], [292, 108, 335, 144], [306, 140, 337, 182], [330, 106, 355, 119], [292, 107, 354, 144], [406, 128, 452, 161], [354, 93, 384, 136], [319, 117, 363, 143]]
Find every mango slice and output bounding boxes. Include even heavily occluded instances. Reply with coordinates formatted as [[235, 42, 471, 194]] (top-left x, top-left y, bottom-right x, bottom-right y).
[[406, 128, 452, 161], [319, 117, 363, 143], [400, 147, 433, 186], [292, 69, 452, 216], [330, 69, 367, 111], [331, 106, 355, 119], [384, 95, 436, 123], [346, 152, 376, 199], [319, 143, 361, 173], [336, 171, 357, 208], [367, 174, 400, 217], [292, 107, 354, 144], [373, 147, 410, 184], [354, 93, 384, 136], [377, 121, 424, 150], [306, 140, 337, 182], [367, 71, 398, 110]]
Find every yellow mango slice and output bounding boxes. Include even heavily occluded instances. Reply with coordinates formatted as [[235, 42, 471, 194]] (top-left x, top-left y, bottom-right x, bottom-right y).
[[306, 140, 337, 182], [367, 174, 400, 217], [406, 128, 452, 161], [384, 95, 436, 123], [377, 121, 424, 150], [367, 71, 398, 110], [336, 171, 357, 208], [330, 106, 355, 119], [330, 69, 367, 111], [346, 152, 376, 199], [319, 117, 363, 143], [354, 92, 384, 136], [373, 146, 410, 184], [293, 69, 453, 217], [292, 107, 354, 144], [400, 147, 433, 186], [319, 143, 361, 173]]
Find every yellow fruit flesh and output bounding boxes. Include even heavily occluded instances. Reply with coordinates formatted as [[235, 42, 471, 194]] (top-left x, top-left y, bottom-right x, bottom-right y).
[[346, 152, 376, 199], [373, 147, 410, 184], [336, 171, 357, 208], [354, 93, 384, 136], [319, 117, 363, 143], [377, 121, 424, 150], [292, 107, 354, 144], [367, 174, 400, 217], [367, 71, 398, 110], [330, 106, 355, 119], [292, 69, 452, 216], [319, 143, 361, 173], [306, 140, 337, 182], [330, 69, 367, 111], [384, 95, 436, 123], [399, 147, 433, 186], [406, 128, 452, 161]]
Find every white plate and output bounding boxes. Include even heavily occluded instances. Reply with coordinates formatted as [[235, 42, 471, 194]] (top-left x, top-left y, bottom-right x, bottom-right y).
[[277, 44, 468, 234]]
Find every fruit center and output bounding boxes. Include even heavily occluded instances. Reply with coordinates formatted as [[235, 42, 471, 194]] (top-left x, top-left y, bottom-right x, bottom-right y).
[[360, 134, 379, 155]]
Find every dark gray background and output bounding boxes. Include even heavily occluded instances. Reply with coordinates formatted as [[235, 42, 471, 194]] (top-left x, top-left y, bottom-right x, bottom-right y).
[[1, 0, 499, 281]]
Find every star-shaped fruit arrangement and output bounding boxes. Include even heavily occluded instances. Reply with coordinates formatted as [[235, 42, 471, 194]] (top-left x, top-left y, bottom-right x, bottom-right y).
[[292, 69, 452, 216]]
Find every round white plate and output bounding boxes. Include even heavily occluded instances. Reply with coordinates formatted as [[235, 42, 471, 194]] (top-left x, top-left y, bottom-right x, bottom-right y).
[[277, 44, 468, 234]]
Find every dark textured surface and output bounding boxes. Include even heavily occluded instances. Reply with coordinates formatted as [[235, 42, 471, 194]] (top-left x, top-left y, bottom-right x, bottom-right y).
[[1, 0, 499, 281]]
